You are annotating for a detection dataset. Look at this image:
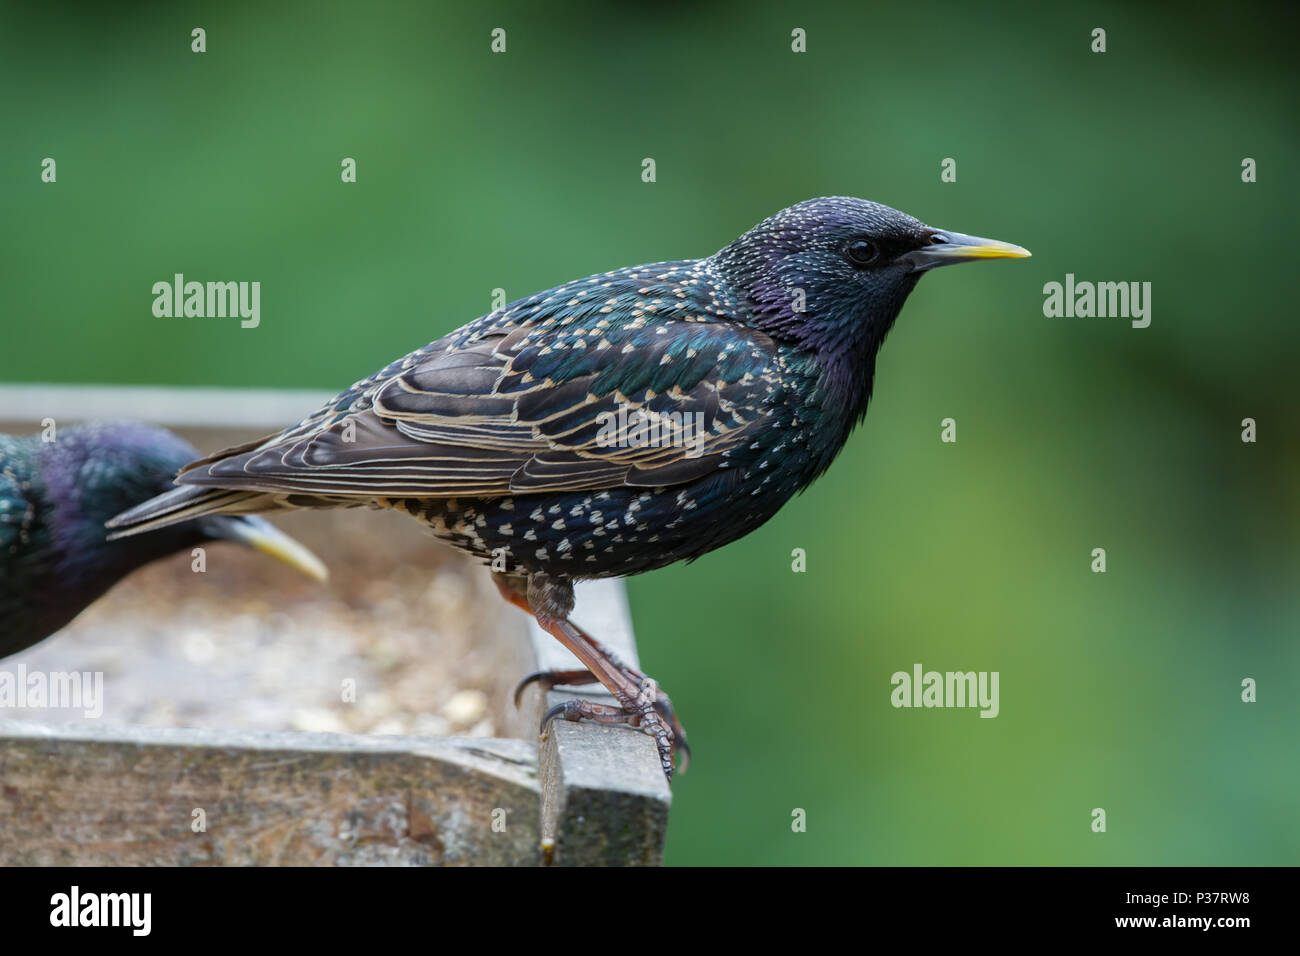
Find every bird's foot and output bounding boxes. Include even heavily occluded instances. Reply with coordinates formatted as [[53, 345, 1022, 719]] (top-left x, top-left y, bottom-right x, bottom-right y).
[[513, 668, 599, 707], [494, 572, 688, 778], [523, 667, 690, 776], [541, 675, 680, 779]]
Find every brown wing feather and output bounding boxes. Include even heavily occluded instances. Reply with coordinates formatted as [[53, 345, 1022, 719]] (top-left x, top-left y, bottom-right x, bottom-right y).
[[176, 321, 777, 500]]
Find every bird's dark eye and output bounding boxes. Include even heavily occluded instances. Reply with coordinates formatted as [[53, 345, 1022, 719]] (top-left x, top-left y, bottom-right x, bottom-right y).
[[845, 239, 879, 267]]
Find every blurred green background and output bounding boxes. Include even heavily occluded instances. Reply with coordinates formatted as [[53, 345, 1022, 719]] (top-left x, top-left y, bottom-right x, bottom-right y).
[[2, 0, 1296, 864]]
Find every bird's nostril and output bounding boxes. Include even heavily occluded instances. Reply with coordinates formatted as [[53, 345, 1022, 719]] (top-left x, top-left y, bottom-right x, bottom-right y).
[[929, 233, 948, 245]]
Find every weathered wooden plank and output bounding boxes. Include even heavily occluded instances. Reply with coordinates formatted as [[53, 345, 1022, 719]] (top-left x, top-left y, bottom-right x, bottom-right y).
[[521, 579, 672, 866], [0, 721, 541, 866], [0, 386, 334, 429], [0, 403, 671, 866]]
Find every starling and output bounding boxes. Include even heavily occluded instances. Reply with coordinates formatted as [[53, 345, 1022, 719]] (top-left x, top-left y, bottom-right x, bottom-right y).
[[108, 197, 1029, 778], [1, 422, 327, 660]]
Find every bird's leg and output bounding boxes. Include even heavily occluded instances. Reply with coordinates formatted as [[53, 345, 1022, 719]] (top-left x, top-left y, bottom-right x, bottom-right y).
[[532, 613, 678, 779], [495, 572, 689, 768], [493, 572, 686, 778], [496, 573, 600, 698], [496, 573, 691, 769]]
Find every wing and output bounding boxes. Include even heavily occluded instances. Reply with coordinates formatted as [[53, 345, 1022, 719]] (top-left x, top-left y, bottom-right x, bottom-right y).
[[178, 263, 784, 500]]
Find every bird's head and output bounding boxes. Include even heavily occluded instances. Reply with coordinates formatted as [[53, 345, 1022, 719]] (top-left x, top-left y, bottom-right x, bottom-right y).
[[713, 196, 1030, 360]]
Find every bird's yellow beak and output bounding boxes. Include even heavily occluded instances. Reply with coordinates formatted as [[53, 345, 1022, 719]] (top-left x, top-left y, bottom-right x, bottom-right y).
[[902, 229, 1032, 272], [200, 515, 329, 582]]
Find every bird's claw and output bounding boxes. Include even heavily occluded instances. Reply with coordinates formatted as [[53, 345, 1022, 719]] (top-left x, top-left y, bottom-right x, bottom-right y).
[[534, 674, 687, 778], [653, 695, 691, 774], [513, 668, 599, 708]]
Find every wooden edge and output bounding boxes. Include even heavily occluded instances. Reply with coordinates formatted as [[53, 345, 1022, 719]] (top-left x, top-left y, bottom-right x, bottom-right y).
[[0, 402, 671, 866], [0, 720, 541, 866], [1, 578, 674, 868], [521, 578, 672, 866], [0, 386, 335, 430]]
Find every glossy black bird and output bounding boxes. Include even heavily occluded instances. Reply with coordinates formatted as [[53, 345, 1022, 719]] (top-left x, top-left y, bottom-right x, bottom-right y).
[[1, 422, 327, 659], [108, 197, 1029, 777]]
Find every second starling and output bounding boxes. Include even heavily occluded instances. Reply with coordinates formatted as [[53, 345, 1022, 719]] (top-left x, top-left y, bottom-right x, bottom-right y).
[[1, 421, 327, 659]]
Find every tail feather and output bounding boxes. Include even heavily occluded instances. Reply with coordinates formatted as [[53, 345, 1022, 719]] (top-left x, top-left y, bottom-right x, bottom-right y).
[[176, 434, 274, 477], [106, 485, 269, 539]]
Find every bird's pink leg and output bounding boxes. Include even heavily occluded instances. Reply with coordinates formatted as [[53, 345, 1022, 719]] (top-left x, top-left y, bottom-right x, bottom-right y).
[[493, 574, 688, 777]]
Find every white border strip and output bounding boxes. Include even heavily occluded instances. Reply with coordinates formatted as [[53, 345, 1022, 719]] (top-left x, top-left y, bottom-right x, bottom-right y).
[[0, 384, 335, 430]]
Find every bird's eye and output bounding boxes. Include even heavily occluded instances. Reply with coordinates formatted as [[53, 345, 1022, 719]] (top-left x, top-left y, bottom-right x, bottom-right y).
[[845, 239, 879, 267]]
